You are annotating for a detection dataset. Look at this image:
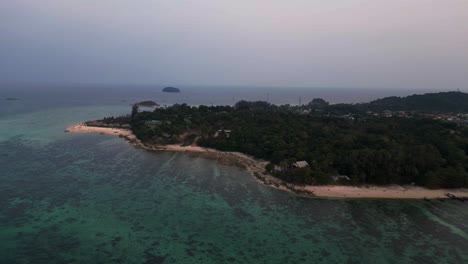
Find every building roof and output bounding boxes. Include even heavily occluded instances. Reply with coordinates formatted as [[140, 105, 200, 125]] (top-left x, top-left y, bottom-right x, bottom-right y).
[[294, 161, 309, 168], [145, 120, 162, 124], [332, 175, 350, 181]]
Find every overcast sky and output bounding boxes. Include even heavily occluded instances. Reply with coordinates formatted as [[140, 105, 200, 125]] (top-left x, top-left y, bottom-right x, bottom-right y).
[[1, 0, 467, 89]]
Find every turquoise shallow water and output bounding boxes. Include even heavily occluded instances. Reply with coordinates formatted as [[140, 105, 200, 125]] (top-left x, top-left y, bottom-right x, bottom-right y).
[[1, 96, 467, 263]]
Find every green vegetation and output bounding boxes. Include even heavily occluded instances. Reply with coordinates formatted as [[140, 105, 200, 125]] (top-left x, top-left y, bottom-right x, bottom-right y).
[[365, 91, 468, 112], [135, 101, 159, 107], [126, 98, 468, 188]]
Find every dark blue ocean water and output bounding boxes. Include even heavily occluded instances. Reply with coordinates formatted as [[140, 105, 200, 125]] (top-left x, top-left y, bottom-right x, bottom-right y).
[[0, 87, 467, 263]]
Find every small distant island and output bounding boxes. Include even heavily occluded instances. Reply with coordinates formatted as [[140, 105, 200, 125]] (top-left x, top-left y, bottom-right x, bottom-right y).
[[5, 98, 19, 101], [162, 87, 181, 93], [135, 100, 159, 107], [67, 91, 468, 198]]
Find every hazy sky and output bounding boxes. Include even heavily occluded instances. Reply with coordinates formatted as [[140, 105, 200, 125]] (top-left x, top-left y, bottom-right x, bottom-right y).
[[1, 0, 467, 89]]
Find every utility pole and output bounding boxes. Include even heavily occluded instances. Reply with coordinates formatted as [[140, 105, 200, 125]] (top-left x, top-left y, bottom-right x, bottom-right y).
[[267, 93, 270, 102]]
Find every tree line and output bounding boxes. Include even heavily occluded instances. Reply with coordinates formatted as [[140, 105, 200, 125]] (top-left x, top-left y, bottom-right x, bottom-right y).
[[117, 100, 468, 188]]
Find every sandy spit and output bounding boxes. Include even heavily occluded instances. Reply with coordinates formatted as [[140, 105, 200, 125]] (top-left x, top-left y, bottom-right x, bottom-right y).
[[66, 122, 137, 139]]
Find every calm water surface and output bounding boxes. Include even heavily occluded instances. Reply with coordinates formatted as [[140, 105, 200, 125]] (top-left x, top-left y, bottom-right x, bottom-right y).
[[0, 89, 467, 263]]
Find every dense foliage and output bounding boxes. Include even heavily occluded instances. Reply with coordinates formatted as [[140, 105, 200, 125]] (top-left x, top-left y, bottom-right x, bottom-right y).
[[129, 101, 468, 188], [365, 91, 468, 112], [136, 101, 159, 107]]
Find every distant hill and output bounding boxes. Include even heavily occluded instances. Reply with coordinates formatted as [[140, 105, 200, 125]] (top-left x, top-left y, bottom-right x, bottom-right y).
[[366, 91, 468, 112], [135, 101, 159, 107], [162, 87, 181, 93]]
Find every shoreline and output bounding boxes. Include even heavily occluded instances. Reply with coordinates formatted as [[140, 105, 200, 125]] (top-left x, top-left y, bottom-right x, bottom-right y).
[[65, 122, 468, 199]]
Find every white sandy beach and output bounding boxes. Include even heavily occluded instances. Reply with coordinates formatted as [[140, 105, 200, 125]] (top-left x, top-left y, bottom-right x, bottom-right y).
[[66, 122, 137, 140], [299, 185, 468, 199], [155, 144, 207, 152]]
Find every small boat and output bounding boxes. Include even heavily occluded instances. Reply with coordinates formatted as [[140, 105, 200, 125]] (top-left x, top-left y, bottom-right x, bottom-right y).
[[445, 193, 456, 199], [445, 193, 466, 202]]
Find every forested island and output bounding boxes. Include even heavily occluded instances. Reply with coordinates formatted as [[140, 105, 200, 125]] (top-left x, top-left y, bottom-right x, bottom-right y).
[[98, 91, 468, 189], [135, 100, 159, 107], [162, 87, 181, 93]]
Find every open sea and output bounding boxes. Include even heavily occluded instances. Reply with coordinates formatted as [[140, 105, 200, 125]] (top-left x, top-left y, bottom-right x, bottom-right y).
[[0, 85, 467, 263]]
